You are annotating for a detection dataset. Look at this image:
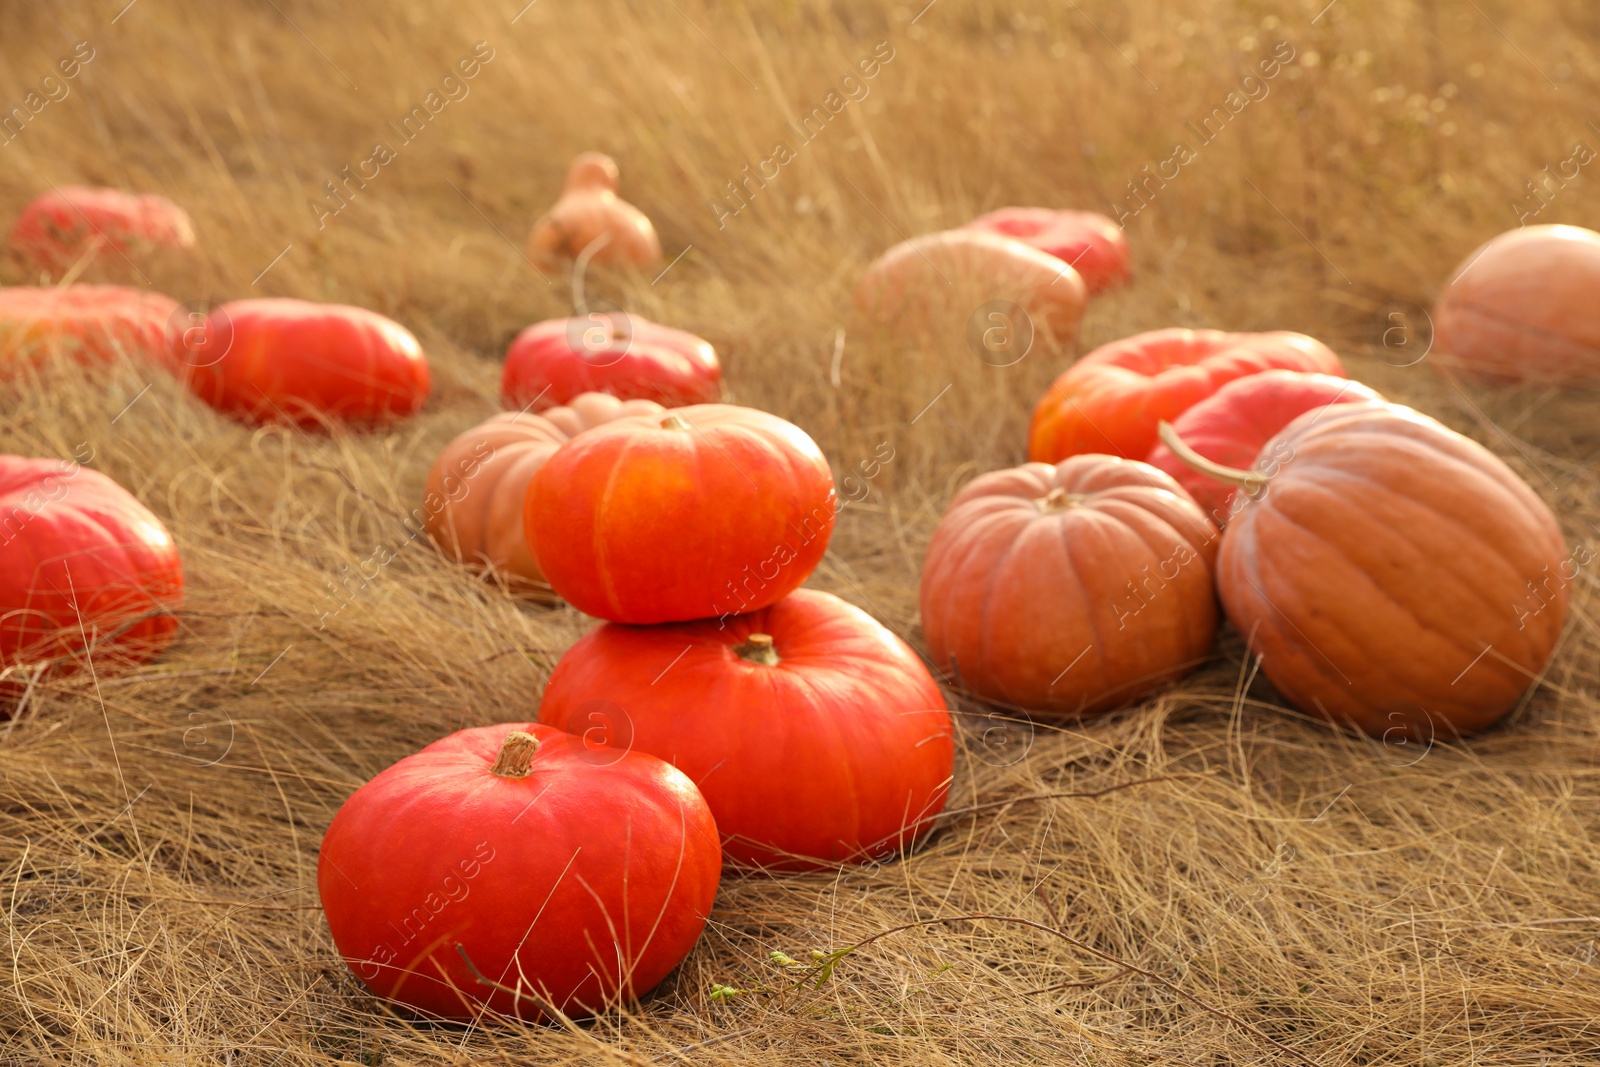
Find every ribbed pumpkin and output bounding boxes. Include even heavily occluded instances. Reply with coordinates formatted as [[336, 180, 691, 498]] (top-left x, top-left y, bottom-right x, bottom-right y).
[[423, 394, 663, 590], [1160, 402, 1570, 739], [500, 314, 720, 412], [1432, 224, 1600, 384], [919, 455, 1219, 718], [1029, 328, 1345, 463], [7, 186, 195, 275], [961, 207, 1132, 295], [527, 152, 662, 269], [0, 285, 179, 374]]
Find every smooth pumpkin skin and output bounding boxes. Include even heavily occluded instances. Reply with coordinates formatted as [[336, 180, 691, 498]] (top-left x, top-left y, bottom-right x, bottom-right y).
[[526, 404, 835, 624], [919, 455, 1219, 718], [1432, 224, 1600, 383], [855, 229, 1088, 345], [1145, 370, 1381, 522], [961, 207, 1132, 295], [1217, 402, 1569, 740], [180, 298, 430, 429], [500, 314, 721, 411], [0, 456, 183, 674], [1029, 328, 1345, 463], [0, 285, 180, 374], [539, 589, 954, 871], [7, 186, 195, 274], [423, 394, 664, 588], [527, 152, 662, 269], [317, 722, 720, 1021]]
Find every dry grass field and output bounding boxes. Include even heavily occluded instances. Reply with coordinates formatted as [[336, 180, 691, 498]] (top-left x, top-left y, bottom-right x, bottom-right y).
[[3, 0, 1600, 1063]]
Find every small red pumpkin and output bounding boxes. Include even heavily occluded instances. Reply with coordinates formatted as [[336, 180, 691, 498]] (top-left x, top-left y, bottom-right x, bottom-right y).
[[1432, 224, 1600, 384], [1029, 327, 1345, 463], [919, 455, 1219, 718], [318, 723, 720, 1021], [423, 394, 664, 589], [961, 207, 1132, 295], [8, 186, 195, 275], [1, 455, 183, 677], [178, 299, 430, 429], [500, 314, 720, 412], [1159, 402, 1570, 739], [539, 589, 953, 871], [0, 285, 180, 375], [1145, 370, 1381, 523], [526, 404, 835, 624], [527, 152, 663, 269]]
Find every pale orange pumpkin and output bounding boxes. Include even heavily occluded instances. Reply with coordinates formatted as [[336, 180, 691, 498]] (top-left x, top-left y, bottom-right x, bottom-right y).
[[527, 153, 663, 270], [423, 393, 663, 589]]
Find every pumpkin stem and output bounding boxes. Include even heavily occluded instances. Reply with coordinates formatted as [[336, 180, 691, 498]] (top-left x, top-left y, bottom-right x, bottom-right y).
[[1156, 421, 1268, 497], [1037, 487, 1087, 512], [489, 731, 540, 778], [661, 414, 692, 431], [734, 633, 781, 666]]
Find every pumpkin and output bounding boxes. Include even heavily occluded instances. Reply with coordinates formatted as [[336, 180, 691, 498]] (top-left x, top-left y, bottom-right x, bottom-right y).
[[8, 186, 195, 275], [1, 455, 183, 678], [1029, 327, 1344, 464], [526, 403, 835, 624], [179, 299, 430, 429], [0, 285, 180, 374], [919, 455, 1219, 718], [500, 314, 721, 412], [961, 207, 1132, 295], [539, 589, 953, 871], [423, 393, 664, 589], [1158, 402, 1570, 739], [1432, 224, 1600, 384], [318, 723, 720, 1021], [855, 229, 1087, 345], [1144, 370, 1381, 523], [527, 152, 663, 269]]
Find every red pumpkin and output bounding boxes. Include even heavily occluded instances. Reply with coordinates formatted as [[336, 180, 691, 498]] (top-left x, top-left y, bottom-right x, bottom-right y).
[[525, 404, 835, 624], [539, 589, 953, 871], [8, 186, 195, 275], [1432, 224, 1600, 383], [0, 285, 180, 374], [178, 299, 430, 429], [919, 455, 1219, 718], [500, 314, 720, 412], [1, 455, 182, 677], [527, 152, 662, 269], [1029, 328, 1344, 463], [1159, 402, 1570, 739], [423, 394, 664, 589], [318, 723, 720, 1021], [1144, 370, 1381, 522], [962, 207, 1132, 295]]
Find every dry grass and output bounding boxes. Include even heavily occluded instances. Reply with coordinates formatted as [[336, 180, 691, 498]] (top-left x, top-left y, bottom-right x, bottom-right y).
[[3, 0, 1600, 1063]]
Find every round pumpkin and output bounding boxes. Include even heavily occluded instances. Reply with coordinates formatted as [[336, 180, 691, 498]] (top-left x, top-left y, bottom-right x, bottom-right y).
[[919, 455, 1219, 718], [424, 394, 664, 589], [527, 152, 663, 269], [961, 207, 1132, 295], [500, 314, 720, 412], [525, 404, 835, 624], [1432, 224, 1600, 384], [1, 455, 183, 677], [1144, 370, 1381, 523], [0, 285, 180, 374], [178, 298, 430, 429], [318, 722, 720, 1021], [855, 229, 1088, 345], [8, 186, 195, 275], [1029, 327, 1345, 464], [539, 589, 953, 871], [1164, 402, 1570, 739]]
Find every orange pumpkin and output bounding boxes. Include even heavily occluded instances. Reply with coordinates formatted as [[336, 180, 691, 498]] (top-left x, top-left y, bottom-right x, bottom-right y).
[[855, 229, 1087, 346], [8, 186, 195, 276], [919, 455, 1219, 718], [961, 207, 1132, 295], [1432, 224, 1600, 384], [527, 152, 662, 269], [0, 285, 179, 374], [423, 393, 664, 589], [1159, 402, 1571, 739]]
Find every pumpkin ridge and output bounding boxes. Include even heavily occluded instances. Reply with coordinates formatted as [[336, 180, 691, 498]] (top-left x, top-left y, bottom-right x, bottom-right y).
[[1091, 498, 1205, 657], [593, 429, 645, 619], [968, 505, 1040, 700], [1446, 297, 1600, 355], [1054, 510, 1112, 702]]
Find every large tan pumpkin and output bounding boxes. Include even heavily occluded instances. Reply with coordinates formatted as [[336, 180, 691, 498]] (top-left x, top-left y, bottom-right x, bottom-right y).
[[1432, 224, 1600, 384], [423, 393, 663, 589]]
